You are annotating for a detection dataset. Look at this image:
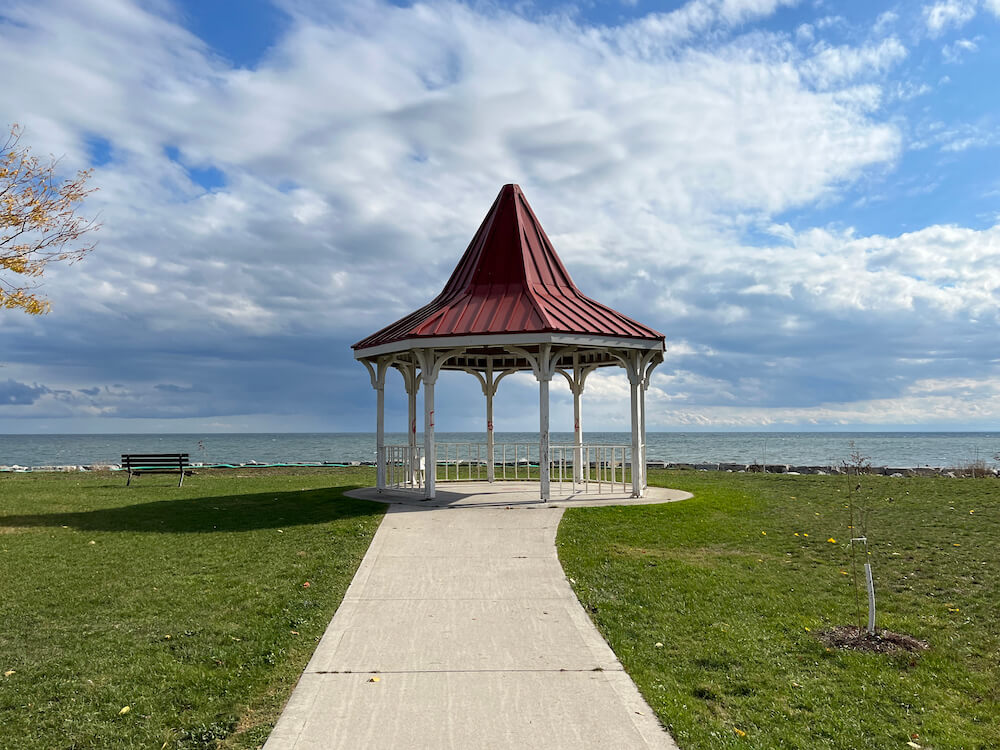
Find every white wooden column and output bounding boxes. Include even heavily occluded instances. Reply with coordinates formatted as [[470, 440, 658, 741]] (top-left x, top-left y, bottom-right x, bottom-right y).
[[640, 354, 661, 492], [536, 344, 554, 501], [362, 358, 389, 492], [628, 353, 642, 498], [404, 366, 419, 488], [423, 371, 437, 500], [376, 382, 386, 490], [539, 376, 551, 501], [486, 359, 495, 483], [572, 356, 583, 483], [639, 378, 647, 491], [573, 386, 583, 483]]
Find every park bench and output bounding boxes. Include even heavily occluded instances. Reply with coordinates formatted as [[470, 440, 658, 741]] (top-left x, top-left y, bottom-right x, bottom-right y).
[[121, 454, 192, 487]]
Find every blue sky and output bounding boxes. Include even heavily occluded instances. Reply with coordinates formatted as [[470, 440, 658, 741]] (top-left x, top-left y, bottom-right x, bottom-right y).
[[0, 0, 999, 434]]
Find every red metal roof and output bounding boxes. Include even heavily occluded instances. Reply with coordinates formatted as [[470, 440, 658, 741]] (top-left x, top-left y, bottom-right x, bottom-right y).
[[353, 184, 665, 351]]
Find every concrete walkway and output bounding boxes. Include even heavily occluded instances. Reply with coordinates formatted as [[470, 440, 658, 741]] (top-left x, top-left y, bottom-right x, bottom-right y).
[[264, 483, 690, 749]]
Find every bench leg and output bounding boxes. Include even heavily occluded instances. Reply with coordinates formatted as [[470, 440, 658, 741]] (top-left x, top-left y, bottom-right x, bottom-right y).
[[127, 470, 133, 487], [178, 470, 184, 488]]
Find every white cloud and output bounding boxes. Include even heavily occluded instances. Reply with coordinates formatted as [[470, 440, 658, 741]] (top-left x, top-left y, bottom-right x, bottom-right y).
[[913, 121, 999, 152], [536, 368, 1000, 431], [613, 0, 800, 52], [942, 37, 978, 63], [923, 0, 978, 36], [0, 0, 995, 432], [987, 0, 1000, 16], [0, 0, 904, 336], [873, 10, 899, 34], [802, 37, 907, 89], [647, 376, 1000, 428]]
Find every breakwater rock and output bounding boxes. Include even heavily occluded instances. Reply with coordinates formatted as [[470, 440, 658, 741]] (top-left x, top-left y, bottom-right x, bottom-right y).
[[1, 461, 995, 477], [651, 462, 998, 477]]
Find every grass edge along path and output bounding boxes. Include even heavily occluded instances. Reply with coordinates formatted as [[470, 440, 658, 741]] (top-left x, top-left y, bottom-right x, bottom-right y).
[[0, 468, 384, 750], [557, 469, 999, 750]]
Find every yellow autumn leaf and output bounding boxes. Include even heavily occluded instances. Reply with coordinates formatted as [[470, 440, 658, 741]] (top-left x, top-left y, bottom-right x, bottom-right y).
[[118, 706, 131, 715], [3, 670, 15, 677]]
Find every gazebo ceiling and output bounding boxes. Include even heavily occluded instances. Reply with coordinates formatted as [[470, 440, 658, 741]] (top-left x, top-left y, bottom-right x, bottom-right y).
[[353, 184, 665, 366], [380, 344, 629, 375]]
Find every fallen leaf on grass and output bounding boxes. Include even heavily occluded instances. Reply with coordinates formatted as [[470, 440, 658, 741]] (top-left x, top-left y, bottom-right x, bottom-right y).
[[118, 706, 131, 715], [907, 742, 921, 749], [3, 670, 15, 677], [827, 538, 837, 543], [302, 582, 311, 588], [733, 727, 746, 737]]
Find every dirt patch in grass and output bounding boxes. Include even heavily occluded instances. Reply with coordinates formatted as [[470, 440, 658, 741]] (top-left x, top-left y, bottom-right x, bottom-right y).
[[819, 625, 929, 654]]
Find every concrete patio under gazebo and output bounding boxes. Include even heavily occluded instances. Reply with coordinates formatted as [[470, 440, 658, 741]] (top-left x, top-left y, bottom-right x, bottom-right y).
[[352, 184, 666, 502]]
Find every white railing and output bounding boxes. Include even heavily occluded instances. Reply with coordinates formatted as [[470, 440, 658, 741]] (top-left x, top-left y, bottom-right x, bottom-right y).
[[437, 442, 489, 481], [435, 442, 633, 494], [384, 442, 638, 495], [550, 444, 630, 494], [384, 445, 423, 490], [496, 442, 538, 481]]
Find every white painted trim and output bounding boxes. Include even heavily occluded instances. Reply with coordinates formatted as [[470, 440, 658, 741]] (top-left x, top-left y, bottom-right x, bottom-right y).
[[354, 332, 663, 360]]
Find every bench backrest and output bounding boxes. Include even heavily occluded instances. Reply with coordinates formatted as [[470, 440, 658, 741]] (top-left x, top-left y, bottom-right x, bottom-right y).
[[121, 454, 190, 470]]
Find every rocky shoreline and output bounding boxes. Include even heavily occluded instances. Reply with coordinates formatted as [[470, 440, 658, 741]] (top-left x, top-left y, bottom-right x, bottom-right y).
[[1, 460, 996, 477], [651, 461, 998, 477]]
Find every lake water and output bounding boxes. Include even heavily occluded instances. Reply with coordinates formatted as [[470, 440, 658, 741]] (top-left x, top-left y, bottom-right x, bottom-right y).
[[1, 432, 998, 469]]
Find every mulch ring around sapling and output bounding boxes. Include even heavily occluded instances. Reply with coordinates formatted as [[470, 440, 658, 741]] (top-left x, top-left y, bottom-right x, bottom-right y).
[[819, 626, 929, 654]]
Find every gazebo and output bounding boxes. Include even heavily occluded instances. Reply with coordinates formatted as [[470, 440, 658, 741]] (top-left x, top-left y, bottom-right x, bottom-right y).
[[352, 184, 665, 501]]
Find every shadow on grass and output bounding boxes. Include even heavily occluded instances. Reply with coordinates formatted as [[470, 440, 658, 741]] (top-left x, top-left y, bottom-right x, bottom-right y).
[[0, 486, 380, 534]]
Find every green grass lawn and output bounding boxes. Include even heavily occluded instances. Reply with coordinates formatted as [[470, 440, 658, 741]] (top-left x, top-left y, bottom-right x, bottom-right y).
[[5, 467, 998, 749], [558, 470, 1000, 750], [0, 467, 383, 749]]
